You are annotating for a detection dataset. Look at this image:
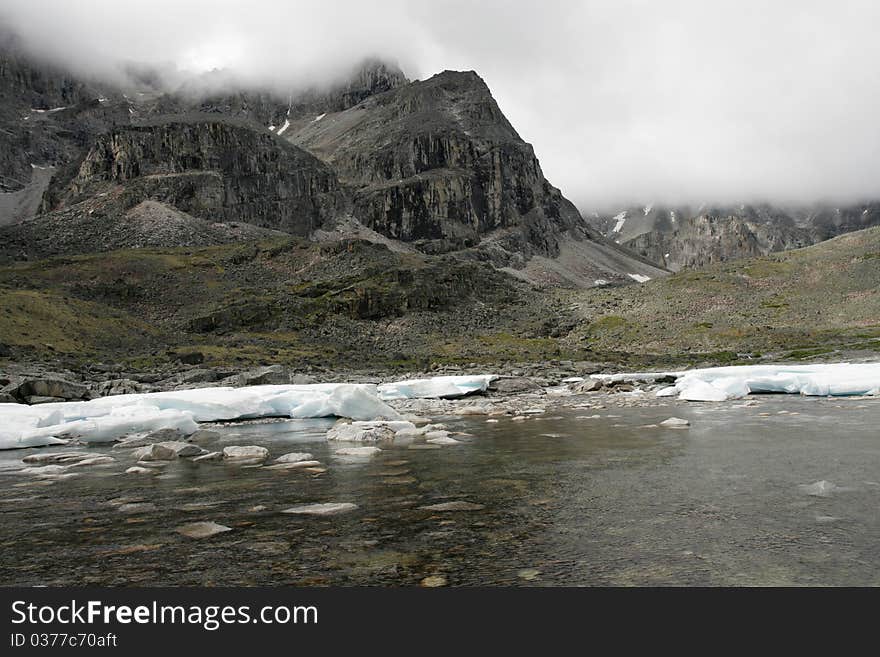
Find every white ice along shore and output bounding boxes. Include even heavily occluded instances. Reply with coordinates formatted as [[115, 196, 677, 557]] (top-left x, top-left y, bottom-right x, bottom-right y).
[[594, 363, 880, 402], [0, 375, 497, 450]]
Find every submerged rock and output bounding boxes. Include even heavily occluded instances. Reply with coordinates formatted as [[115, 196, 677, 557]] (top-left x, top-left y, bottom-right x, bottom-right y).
[[264, 460, 322, 470], [335, 447, 382, 457], [326, 422, 397, 443], [125, 466, 157, 475], [176, 521, 233, 539], [660, 417, 690, 428], [222, 446, 269, 463], [21, 451, 90, 465], [274, 452, 314, 463], [281, 502, 358, 516], [192, 451, 223, 463], [800, 480, 837, 497], [420, 501, 485, 512]]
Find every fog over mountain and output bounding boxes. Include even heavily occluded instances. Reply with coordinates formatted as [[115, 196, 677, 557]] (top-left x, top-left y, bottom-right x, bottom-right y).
[[2, 0, 879, 207]]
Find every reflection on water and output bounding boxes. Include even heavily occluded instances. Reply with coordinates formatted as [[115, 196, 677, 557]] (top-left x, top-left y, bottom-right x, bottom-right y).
[[1, 397, 879, 586]]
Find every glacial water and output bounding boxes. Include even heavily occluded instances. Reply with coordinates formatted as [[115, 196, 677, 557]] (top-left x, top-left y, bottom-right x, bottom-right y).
[[1, 396, 879, 586]]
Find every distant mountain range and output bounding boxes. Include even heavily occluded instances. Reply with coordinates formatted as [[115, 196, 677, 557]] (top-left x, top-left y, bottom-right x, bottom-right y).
[[585, 202, 880, 270]]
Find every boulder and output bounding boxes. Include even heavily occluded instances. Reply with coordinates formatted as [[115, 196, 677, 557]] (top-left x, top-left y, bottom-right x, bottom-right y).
[[15, 377, 90, 401], [156, 441, 204, 457], [132, 443, 178, 461], [659, 417, 690, 428], [187, 429, 221, 445], [573, 378, 604, 393], [222, 445, 269, 463]]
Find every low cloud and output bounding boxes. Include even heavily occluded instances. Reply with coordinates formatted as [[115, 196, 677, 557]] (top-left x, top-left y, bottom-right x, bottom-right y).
[[3, 0, 879, 208]]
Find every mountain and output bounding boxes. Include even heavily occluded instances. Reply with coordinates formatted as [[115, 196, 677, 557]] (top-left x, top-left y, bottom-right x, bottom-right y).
[[586, 202, 880, 270], [0, 38, 664, 287], [565, 225, 880, 365]]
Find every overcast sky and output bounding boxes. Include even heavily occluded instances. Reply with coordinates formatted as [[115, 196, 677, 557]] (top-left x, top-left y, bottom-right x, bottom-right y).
[[3, 0, 879, 209]]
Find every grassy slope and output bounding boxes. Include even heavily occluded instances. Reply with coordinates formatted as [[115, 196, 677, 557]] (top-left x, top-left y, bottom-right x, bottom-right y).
[[567, 226, 880, 364], [0, 237, 569, 369]]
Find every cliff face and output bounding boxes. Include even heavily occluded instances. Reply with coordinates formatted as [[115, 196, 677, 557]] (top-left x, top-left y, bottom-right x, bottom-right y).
[[56, 119, 343, 235], [0, 32, 125, 196], [289, 71, 585, 260]]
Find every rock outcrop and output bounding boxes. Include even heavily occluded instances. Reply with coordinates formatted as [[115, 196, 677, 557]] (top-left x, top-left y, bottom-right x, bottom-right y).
[[290, 70, 584, 260], [58, 119, 343, 234]]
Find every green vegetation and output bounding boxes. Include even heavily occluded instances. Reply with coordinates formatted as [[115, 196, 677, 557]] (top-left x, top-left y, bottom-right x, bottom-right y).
[[564, 227, 880, 363]]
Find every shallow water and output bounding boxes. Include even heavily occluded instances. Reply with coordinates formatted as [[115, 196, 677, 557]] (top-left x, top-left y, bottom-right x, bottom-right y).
[[1, 396, 879, 586]]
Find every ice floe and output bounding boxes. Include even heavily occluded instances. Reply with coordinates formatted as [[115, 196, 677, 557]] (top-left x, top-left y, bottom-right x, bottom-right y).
[[596, 363, 880, 402], [0, 376, 497, 450], [377, 375, 496, 400]]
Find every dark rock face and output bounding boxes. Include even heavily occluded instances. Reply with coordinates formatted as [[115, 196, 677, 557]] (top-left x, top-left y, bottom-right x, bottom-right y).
[[56, 120, 343, 234], [292, 70, 583, 260]]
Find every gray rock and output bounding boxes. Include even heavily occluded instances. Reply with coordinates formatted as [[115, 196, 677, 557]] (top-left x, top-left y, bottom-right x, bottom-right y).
[[22, 451, 90, 465], [65, 456, 116, 468], [145, 428, 186, 442], [263, 460, 322, 470], [659, 417, 690, 428], [573, 378, 603, 393], [222, 445, 269, 463], [187, 429, 222, 445], [274, 452, 314, 464], [131, 444, 178, 461], [14, 377, 90, 401], [156, 441, 204, 457], [334, 447, 382, 457], [125, 466, 157, 475]]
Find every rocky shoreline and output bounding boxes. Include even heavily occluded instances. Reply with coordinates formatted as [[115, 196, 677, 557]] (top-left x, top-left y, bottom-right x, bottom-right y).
[[0, 359, 637, 406]]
